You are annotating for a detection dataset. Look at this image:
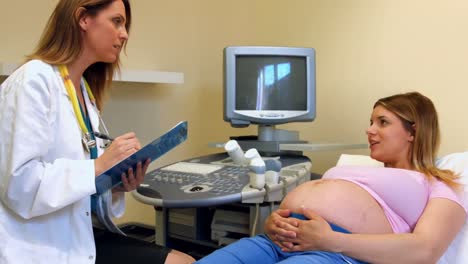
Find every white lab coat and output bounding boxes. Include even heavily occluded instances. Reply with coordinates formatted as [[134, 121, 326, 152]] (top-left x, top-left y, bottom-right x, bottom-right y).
[[0, 60, 125, 263]]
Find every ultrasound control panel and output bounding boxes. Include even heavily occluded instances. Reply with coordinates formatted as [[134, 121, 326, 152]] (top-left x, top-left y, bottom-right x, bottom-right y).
[[132, 152, 311, 208]]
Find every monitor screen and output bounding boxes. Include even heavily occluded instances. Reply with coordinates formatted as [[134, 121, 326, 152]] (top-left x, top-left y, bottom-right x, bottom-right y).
[[235, 55, 307, 111], [224, 46, 316, 127]]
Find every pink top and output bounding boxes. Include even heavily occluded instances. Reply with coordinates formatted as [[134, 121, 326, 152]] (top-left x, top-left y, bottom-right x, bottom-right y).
[[323, 166, 466, 233]]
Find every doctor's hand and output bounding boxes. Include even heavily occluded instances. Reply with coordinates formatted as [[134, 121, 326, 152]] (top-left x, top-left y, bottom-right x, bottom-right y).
[[264, 209, 298, 247], [276, 207, 335, 252], [112, 158, 151, 193], [94, 132, 142, 176]]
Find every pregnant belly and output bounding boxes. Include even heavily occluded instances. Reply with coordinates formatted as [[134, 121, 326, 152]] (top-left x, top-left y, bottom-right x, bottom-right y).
[[280, 179, 393, 234]]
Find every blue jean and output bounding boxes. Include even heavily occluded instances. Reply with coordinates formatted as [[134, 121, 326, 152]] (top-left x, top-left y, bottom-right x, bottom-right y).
[[196, 214, 367, 264]]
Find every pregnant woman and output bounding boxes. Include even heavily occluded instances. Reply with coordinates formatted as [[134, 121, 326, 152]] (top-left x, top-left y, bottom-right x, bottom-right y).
[[195, 92, 466, 264]]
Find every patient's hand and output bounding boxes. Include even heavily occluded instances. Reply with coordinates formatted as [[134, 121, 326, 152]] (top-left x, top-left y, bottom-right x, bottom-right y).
[[276, 207, 335, 252], [264, 209, 298, 246]]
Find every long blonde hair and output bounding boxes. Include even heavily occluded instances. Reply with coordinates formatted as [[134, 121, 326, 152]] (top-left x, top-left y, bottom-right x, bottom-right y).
[[375, 92, 459, 188], [26, 0, 132, 110]]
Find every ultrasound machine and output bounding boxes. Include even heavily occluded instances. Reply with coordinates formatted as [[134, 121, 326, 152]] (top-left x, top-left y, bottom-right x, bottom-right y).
[[131, 46, 361, 250], [134, 46, 316, 205]]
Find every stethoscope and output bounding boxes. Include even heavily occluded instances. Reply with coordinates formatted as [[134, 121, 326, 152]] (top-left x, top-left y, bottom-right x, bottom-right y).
[[58, 65, 113, 152]]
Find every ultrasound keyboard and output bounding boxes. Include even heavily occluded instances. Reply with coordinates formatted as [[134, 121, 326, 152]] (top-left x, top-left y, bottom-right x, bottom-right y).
[[161, 162, 224, 175], [133, 153, 311, 208], [153, 162, 249, 195]]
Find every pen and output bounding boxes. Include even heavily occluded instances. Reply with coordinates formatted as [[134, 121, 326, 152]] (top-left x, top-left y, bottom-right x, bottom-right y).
[[93, 131, 114, 141]]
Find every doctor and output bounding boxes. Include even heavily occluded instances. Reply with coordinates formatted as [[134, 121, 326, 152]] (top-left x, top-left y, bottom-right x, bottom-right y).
[[0, 0, 194, 263]]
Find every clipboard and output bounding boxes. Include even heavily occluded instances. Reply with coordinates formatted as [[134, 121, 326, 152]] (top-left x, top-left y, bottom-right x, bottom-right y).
[[94, 121, 188, 195]]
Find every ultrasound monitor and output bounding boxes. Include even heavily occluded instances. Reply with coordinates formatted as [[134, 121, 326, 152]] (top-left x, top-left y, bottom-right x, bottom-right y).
[[224, 46, 316, 129]]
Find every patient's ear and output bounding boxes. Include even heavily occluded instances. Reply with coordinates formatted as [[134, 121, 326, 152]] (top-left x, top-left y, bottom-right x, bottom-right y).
[[409, 123, 416, 142]]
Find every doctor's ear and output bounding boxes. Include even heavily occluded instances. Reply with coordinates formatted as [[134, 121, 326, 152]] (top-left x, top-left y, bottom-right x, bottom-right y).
[[76, 7, 90, 32]]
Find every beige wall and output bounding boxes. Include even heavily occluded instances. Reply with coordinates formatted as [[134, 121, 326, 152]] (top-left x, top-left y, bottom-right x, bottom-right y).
[[1, 0, 467, 225]]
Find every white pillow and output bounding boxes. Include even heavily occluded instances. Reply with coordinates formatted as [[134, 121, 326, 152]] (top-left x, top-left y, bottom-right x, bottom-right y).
[[336, 152, 468, 264], [435, 152, 468, 264]]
